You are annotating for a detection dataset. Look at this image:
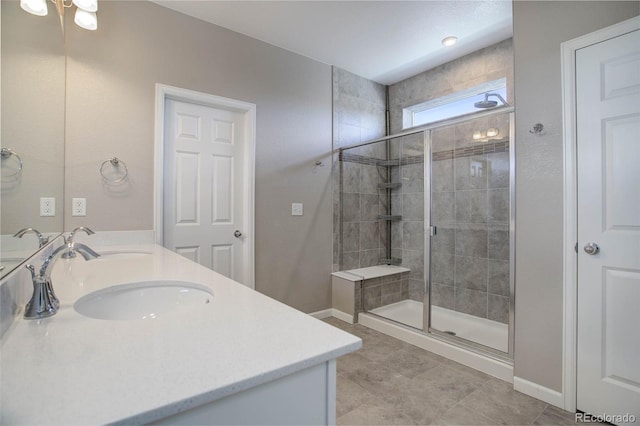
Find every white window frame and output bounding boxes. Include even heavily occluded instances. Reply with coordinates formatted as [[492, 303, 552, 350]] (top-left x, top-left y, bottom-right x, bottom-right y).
[[402, 78, 507, 129]]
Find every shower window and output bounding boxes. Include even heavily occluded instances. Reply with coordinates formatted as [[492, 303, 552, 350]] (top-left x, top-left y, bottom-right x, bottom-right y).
[[403, 78, 507, 129]]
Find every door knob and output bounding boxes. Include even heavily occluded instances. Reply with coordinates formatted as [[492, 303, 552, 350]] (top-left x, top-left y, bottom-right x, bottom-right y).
[[583, 242, 600, 255], [234, 230, 242, 238]]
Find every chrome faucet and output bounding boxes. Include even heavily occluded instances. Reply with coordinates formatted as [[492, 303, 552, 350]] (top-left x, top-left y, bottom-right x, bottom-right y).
[[24, 243, 100, 320], [62, 226, 95, 259], [13, 228, 50, 248]]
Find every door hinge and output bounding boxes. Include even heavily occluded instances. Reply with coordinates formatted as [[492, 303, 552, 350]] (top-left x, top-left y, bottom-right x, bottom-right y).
[[430, 226, 437, 236], [575, 242, 578, 253]]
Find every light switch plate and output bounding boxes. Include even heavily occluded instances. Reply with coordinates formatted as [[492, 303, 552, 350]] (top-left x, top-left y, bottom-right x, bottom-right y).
[[291, 203, 303, 216], [72, 198, 87, 216], [40, 197, 55, 217]]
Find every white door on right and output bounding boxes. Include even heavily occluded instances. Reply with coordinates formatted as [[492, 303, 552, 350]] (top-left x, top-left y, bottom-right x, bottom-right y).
[[576, 28, 640, 424]]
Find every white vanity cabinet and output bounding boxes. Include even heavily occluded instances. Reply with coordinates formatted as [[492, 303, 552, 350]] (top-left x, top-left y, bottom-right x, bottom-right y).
[[0, 243, 360, 425], [153, 361, 336, 425]]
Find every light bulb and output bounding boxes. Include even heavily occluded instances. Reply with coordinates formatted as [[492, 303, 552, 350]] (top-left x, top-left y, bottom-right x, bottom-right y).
[[74, 9, 97, 30], [472, 131, 483, 140], [20, 0, 48, 16], [73, 0, 98, 12], [486, 128, 500, 138]]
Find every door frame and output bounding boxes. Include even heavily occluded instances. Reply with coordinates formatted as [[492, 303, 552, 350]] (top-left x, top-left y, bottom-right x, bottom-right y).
[[154, 84, 256, 288], [561, 16, 639, 412]]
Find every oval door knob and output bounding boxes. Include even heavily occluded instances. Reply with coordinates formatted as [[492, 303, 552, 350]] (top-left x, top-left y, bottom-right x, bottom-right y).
[[583, 242, 600, 255], [234, 230, 242, 238]]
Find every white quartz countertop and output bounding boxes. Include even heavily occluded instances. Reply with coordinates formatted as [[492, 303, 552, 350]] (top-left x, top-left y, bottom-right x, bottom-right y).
[[0, 244, 361, 425]]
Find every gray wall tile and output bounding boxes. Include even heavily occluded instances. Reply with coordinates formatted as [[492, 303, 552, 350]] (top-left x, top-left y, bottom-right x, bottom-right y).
[[455, 226, 488, 258], [456, 190, 488, 223], [454, 255, 488, 292], [432, 192, 455, 224], [409, 279, 425, 301], [488, 189, 509, 223], [488, 294, 509, 324], [343, 222, 360, 252], [342, 162, 361, 193], [403, 221, 424, 250], [402, 164, 424, 194], [488, 259, 510, 296], [455, 156, 488, 190], [432, 252, 454, 285], [403, 193, 424, 220], [361, 165, 385, 194], [487, 152, 510, 189], [455, 287, 488, 318], [360, 222, 381, 250], [432, 283, 455, 310], [361, 194, 381, 222], [488, 226, 509, 260], [342, 193, 361, 223], [432, 225, 455, 254], [432, 159, 454, 193]]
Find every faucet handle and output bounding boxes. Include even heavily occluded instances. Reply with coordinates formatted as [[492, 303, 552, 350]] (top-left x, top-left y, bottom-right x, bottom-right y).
[[14, 228, 49, 248], [26, 264, 37, 280], [66, 226, 95, 244]]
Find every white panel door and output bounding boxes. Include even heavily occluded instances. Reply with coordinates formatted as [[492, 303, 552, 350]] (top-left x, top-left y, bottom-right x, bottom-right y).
[[164, 99, 248, 285], [576, 28, 640, 424]]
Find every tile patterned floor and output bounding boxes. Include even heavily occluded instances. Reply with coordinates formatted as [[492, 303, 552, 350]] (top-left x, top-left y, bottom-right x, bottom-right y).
[[324, 317, 581, 426]]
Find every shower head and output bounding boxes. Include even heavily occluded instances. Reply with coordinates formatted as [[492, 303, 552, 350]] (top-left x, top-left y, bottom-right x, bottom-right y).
[[474, 93, 510, 109]]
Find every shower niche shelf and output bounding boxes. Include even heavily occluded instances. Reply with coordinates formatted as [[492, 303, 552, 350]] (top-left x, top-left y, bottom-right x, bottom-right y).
[[377, 215, 402, 221], [378, 182, 402, 190]]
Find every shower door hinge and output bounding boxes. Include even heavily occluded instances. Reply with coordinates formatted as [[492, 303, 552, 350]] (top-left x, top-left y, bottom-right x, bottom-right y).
[[430, 226, 437, 236]]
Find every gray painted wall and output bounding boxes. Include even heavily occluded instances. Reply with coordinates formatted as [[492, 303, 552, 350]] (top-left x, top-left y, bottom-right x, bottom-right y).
[[1, 2, 65, 234], [513, 1, 639, 391], [64, 1, 333, 313]]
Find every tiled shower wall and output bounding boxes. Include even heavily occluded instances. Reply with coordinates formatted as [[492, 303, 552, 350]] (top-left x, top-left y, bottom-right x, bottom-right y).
[[388, 38, 514, 134], [429, 114, 511, 324], [387, 39, 513, 323], [389, 133, 427, 301], [332, 40, 513, 323], [332, 67, 387, 272]]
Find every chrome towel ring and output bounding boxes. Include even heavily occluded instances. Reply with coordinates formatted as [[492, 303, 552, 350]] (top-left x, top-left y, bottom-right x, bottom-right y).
[[100, 157, 128, 183], [1, 148, 23, 177]]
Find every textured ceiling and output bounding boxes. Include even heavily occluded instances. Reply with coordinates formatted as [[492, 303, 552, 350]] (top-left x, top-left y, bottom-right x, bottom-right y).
[[151, 1, 513, 85]]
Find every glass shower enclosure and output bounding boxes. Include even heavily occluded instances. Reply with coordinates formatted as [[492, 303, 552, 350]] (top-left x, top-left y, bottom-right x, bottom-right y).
[[338, 109, 514, 358]]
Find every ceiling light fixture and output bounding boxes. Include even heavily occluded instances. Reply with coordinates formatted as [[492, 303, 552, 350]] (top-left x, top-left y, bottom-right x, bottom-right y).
[[442, 36, 458, 47], [20, 0, 98, 32]]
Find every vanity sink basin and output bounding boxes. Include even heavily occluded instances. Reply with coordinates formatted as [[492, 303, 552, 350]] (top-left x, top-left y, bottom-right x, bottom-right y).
[[74, 280, 213, 320]]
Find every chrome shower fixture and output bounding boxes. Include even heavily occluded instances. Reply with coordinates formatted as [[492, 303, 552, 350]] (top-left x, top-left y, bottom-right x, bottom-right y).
[[474, 93, 510, 109]]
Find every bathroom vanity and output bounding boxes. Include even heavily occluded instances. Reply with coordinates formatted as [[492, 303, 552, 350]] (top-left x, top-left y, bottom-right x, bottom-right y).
[[0, 242, 361, 425]]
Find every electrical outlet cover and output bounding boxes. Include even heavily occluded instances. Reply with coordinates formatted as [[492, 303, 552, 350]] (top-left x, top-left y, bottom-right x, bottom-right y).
[[72, 198, 87, 217], [40, 197, 56, 217]]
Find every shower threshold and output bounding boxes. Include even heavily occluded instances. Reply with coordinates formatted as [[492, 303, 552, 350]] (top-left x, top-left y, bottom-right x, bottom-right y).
[[369, 299, 508, 352]]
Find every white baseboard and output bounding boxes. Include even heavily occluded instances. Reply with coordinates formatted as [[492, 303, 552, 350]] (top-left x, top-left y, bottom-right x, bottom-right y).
[[308, 309, 333, 320], [308, 308, 354, 324], [330, 309, 355, 324], [514, 376, 565, 409]]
